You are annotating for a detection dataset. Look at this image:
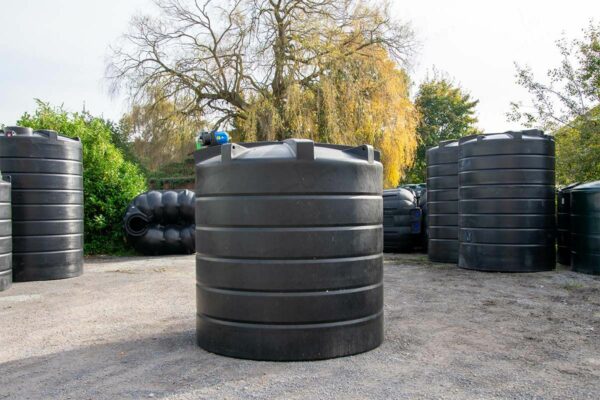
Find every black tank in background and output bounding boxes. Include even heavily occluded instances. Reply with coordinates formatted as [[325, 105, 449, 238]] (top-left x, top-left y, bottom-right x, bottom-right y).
[[0, 127, 83, 281], [123, 190, 195, 255], [383, 188, 420, 252], [0, 173, 11, 291], [557, 183, 579, 266], [195, 139, 383, 361], [418, 189, 428, 251], [427, 140, 459, 263], [458, 130, 556, 272], [570, 181, 600, 275]]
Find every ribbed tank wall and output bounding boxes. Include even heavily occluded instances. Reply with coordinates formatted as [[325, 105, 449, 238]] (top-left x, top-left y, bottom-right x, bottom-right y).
[[0, 174, 11, 291], [427, 140, 459, 263], [418, 189, 428, 251], [0, 127, 83, 281], [570, 181, 600, 275], [458, 130, 556, 272], [557, 183, 579, 265], [383, 188, 417, 252], [195, 139, 383, 361]]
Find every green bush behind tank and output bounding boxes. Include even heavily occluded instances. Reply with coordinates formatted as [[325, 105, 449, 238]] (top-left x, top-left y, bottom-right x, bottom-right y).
[[16, 101, 147, 255]]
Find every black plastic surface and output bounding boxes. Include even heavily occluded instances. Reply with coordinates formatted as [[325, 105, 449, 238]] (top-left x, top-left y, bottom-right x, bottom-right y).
[[570, 181, 600, 275], [195, 139, 383, 361], [383, 188, 419, 252], [458, 130, 556, 272], [123, 190, 195, 255], [427, 140, 459, 263], [0, 127, 83, 281], [0, 174, 11, 291], [557, 183, 579, 265]]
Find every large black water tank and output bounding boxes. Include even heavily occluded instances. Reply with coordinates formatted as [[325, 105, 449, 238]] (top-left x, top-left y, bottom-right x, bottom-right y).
[[458, 130, 555, 272], [0, 173, 11, 291], [383, 188, 419, 252], [0, 126, 83, 281], [570, 181, 600, 275], [195, 139, 383, 361], [557, 183, 579, 265], [427, 140, 459, 263]]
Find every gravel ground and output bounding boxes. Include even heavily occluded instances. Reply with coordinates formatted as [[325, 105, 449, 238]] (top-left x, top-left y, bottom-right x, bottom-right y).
[[0, 253, 599, 400]]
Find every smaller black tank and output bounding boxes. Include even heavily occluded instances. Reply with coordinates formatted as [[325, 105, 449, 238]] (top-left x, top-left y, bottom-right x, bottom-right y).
[[426, 140, 459, 263], [123, 190, 195, 255], [570, 181, 600, 275], [383, 188, 421, 252], [0, 173, 11, 291], [557, 183, 579, 265], [458, 130, 555, 272], [418, 189, 428, 251]]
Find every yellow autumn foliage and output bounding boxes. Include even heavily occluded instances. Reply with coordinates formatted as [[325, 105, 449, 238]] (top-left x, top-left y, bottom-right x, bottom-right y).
[[236, 46, 418, 188]]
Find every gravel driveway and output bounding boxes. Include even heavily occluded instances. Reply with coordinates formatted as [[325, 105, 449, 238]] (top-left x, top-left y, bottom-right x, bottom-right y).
[[0, 254, 598, 399]]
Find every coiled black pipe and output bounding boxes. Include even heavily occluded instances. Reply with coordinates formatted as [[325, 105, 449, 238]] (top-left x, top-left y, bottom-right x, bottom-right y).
[[123, 190, 195, 255]]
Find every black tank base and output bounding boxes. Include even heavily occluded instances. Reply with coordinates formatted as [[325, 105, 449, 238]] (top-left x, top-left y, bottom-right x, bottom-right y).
[[458, 244, 555, 272], [12, 252, 83, 282], [0, 270, 11, 291], [197, 312, 383, 361], [572, 252, 600, 275], [427, 240, 458, 264], [557, 247, 571, 266]]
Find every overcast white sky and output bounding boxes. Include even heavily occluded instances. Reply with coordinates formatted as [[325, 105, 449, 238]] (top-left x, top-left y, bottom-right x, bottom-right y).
[[0, 0, 598, 131]]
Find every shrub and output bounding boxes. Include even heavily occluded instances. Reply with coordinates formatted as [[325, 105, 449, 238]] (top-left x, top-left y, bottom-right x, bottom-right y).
[[17, 101, 147, 254]]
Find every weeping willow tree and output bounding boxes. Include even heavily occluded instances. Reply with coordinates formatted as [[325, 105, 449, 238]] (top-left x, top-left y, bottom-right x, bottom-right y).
[[120, 88, 205, 172], [236, 46, 418, 187], [109, 0, 418, 186]]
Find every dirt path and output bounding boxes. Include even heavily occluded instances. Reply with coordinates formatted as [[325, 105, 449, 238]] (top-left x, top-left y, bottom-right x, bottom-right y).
[[0, 254, 598, 399]]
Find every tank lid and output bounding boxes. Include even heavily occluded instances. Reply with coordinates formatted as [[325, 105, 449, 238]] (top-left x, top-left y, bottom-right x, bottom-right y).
[[560, 182, 580, 191], [439, 139, 459, 147], [570, 181, 600, 192], [384, 187, 415, 197], [0, 126, 80, 143], [427, 140, 458, 152], [459, 129, 550, 144], [197, 139, 380, 164]]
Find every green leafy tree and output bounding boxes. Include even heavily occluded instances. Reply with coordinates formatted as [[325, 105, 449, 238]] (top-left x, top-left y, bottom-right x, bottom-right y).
[[554, 106, 600, 185], [508, 21, 600, 184], [403, 77, 480, 183], [17, 101, 147, 254]]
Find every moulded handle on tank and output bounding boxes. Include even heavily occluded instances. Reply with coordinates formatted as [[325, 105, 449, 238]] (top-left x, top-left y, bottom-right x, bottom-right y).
[[35, 129, 59, 141], [343, 144, 375, 163], [221, 143, 250, 162]]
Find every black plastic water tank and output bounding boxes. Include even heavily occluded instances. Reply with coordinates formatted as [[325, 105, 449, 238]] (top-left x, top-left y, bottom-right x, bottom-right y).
[[570, 181, 600, 275], [557, 183, 579, 265], [195, 139, 383, 360], [383, 188, 420, 252], [0, 172, 11, 291], [418, 189, 428, 251], [458, 130, 555, 272], [0, 126, 83, 281], [123, 190, 195, 255], [427, 140, 459, 263]]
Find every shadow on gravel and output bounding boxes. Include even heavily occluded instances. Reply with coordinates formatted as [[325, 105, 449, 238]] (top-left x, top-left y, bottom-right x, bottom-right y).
[[0, 327, 270, 400]]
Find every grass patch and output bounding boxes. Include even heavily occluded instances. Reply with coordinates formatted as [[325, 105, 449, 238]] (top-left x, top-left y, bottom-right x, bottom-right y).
[[561, 281, 585, 291]]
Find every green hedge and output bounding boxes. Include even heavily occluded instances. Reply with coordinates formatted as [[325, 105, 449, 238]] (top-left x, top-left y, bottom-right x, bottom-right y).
[[18, 102, 147, 254]]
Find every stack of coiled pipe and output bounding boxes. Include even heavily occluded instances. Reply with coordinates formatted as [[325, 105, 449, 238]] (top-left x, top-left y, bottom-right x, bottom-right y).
[[123, 190, 195, 255]]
